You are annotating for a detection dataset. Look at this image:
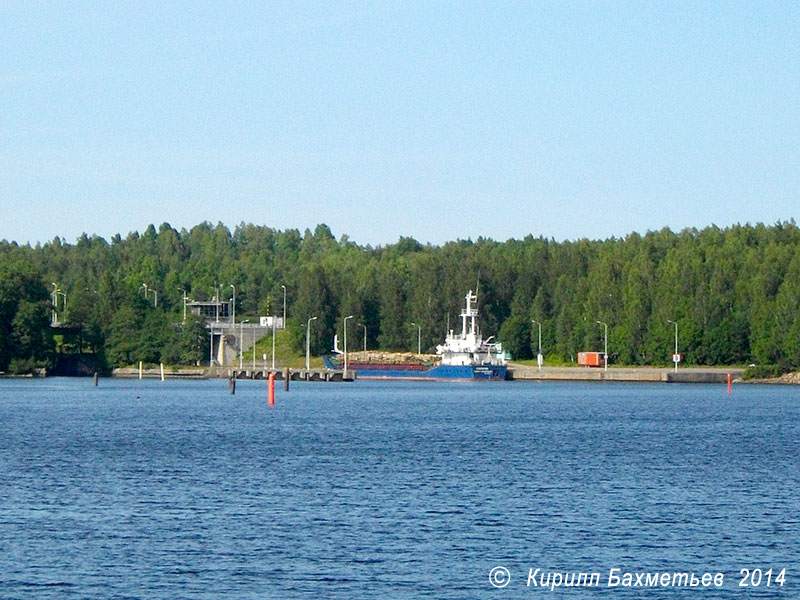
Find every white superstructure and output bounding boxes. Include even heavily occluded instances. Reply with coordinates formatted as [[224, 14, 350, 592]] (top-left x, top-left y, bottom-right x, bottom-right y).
[[436, 290, 506, 367]]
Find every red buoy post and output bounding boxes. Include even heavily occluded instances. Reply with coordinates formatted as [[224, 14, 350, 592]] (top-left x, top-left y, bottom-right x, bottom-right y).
[[268, 372, 275, 406], [727, 372, 732, 395]]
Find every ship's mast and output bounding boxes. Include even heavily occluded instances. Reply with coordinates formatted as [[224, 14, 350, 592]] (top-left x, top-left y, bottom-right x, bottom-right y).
[[461, 290, 478, 338]]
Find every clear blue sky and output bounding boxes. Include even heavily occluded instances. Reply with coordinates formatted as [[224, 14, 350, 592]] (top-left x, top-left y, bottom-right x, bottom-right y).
[[2, 1, 798, 246]]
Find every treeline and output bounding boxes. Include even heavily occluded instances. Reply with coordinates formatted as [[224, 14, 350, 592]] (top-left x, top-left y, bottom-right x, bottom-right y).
[[1, 220, 800, 373]]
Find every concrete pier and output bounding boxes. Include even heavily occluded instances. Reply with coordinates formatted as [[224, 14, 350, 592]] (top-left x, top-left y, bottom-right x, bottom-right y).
[[112, 366, 356, 381], [214, 367, 356, 382]]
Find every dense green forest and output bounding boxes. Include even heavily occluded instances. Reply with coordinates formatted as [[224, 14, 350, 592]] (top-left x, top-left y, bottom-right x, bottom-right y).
[[1, 221, 800, 374]]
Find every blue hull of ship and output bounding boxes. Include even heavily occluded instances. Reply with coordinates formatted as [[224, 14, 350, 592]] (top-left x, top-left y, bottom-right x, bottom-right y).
[[354, 364, 507, 381], [322, 355, 507, 380]]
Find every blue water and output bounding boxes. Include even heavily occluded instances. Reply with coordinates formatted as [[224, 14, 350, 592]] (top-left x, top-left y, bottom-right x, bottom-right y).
[[0, 378, 798, 598]]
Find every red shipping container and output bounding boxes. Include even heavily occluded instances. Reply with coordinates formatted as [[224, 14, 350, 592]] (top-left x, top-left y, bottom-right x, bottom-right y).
[[578, 351, 605, 367]]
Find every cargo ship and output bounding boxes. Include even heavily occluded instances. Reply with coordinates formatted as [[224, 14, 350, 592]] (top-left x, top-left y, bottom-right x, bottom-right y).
[[323, 290, 508, 380]]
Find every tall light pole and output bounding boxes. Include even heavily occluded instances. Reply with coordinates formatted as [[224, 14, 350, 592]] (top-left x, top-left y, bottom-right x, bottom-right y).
[[281, 285, 286, 329], [179, 288, 188, 322], [142, 284, 155, 306], [668, 319, 679, 373], [410, 322, 422, 355], [230, 284, 236, 325], [271, 317, 276, 369], [344, 315, 354, 373], [358, 323, 367, 352], [596, 320, 608, 372], [239, 319, 249, 369], [532, 319, 543, 371], [51, 283, 58, 323], [58, 291, 67, 319], [305, 316, 317, 370]]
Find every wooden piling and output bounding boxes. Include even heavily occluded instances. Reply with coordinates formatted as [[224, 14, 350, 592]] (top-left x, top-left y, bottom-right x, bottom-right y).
[[283, 367, 290, 391]]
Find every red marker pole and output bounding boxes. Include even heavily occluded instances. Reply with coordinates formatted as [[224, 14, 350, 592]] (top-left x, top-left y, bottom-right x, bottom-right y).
[[268, 372, 275, 406], [727, 372, 732, 395]]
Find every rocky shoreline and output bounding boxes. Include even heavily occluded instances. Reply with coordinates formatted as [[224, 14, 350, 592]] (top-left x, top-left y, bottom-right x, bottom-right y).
[[741, 371, 800, 385]]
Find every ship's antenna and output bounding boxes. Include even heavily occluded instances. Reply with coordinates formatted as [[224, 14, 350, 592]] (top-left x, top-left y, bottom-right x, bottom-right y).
[[475, 272, 482, 338]]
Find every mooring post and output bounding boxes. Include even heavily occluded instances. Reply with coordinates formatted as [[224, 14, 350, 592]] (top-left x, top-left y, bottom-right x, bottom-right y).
[[93, 372, 99, 387], [229, 377, 235, 395], [284, 367, 290, 391]]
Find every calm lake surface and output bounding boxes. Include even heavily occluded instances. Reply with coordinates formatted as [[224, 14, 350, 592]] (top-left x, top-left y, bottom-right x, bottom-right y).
[[0, 378, 798, 598]]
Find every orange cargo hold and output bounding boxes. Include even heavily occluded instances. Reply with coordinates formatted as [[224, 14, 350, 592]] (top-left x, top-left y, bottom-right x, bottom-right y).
[[578, 351, 605, 367]]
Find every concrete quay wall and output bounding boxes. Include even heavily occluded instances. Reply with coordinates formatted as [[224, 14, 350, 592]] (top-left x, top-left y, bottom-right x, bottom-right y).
[[508, 365, 744, 383], [112, 364, 743, 384]]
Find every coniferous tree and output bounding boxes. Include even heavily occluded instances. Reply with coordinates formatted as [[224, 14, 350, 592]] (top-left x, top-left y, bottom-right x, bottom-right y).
[[3, 220, 800, 371]]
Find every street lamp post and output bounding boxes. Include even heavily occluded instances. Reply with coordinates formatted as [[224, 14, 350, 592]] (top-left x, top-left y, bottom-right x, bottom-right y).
[[230, 284, 236, 325], [344, 315, 354, 373], [271, 317, 276, 369], [532, 319, 543, 371], [142, 284, 155, 306], [305, 316, 317, 371], [410, 322, 422, 355], [239, 319, 249, 369], [58, 292, 67, 320], [281, 285, 286, 329], [596, 320, 608, 372], [51, 283, 58, 323], [179, 288, 188, 322], [668, 319, 679, 373], [358, 323, 367, 352], [142, 284, 156, 306]]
